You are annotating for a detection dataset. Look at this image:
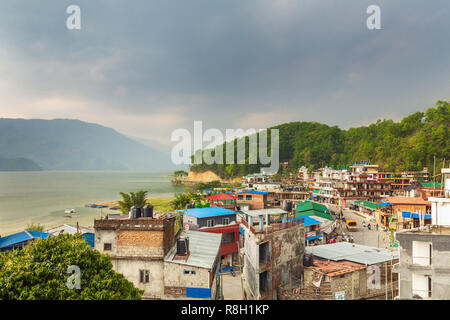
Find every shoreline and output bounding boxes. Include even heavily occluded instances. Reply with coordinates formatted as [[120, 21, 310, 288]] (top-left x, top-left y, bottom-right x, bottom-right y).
[[0, 196, 175, 237]]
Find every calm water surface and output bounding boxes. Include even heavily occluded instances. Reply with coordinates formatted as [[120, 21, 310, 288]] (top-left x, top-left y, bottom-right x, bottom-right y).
[[0, 171, 184, 235]]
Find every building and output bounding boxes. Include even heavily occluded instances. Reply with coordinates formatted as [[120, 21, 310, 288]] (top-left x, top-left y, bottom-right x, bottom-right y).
[[404, 182, 443, 199], [94, 215, 178, 299], [295, 201, 336, 237], [0, 231, 49, 252], [47, 223, 95, 247], [163, 230, 222, 300], [237, 190, 268, 210], [239, 208, 305, 300], [395, 168, 450, 299], [289, 242, 399, 300], [180, 207, 239, 266], [266, 190, 309, 208], [302, 216, 323, 246], [333, 173, 392, 204], [205, 192, 237, 210], [386, 196, 431, 230]]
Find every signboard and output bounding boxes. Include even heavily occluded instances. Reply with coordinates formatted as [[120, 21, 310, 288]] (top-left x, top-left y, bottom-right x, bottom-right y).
[[184, 224, 189, 230], [335, 291, 346, 300]]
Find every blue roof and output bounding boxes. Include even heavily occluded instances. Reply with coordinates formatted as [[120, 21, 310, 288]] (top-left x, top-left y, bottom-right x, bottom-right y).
[[402, 211, 432, 219], [288, 216, 321, 226], [306, 234, 323, 241], [237, 190, 268, 195], [303, 216, 322, 227], [177, 207, 236, 218], [0, 231, 49, 249]]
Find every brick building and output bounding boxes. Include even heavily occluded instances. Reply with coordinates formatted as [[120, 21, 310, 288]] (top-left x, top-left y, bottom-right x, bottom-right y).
[[239, 208, 305, 300], [94, 215, 177, 299], [285, 242, 399, 300], [237, 190, 268, 210], [163, 230, 222, 300]]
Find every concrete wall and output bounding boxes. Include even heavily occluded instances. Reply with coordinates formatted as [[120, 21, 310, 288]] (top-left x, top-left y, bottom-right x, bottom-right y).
[[397, 232, 450, 299], [164, 263, 210, 289], [242, 222, 305, 299], [113, 259, 164, 299]]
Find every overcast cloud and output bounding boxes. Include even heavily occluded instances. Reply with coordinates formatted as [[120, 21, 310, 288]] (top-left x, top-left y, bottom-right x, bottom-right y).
[[0, 0, 449, 147]]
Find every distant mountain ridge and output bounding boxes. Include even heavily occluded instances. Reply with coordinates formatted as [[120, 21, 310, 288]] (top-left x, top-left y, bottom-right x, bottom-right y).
[[0, 157, 42, 171], [0, 118, 172, 171]]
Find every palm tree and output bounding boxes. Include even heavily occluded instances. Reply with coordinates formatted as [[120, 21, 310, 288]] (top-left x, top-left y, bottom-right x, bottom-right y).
[[118, 190, 149, 215]]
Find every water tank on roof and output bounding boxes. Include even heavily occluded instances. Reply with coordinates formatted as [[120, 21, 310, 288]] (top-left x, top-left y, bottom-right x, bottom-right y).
[[131, 206, 137, 218], [283, 201, 293, 213], [303, 253, 314, 267], [143, 205, 153, 218], [176, 237, 190, 255], [135, 206, 142, 218]]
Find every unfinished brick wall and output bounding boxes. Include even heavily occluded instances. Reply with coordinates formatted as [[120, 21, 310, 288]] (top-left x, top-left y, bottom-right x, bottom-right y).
[[117, 230, 164, 247]]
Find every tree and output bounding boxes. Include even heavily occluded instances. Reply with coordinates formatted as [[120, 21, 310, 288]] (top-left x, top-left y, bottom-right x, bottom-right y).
[[169, 192, 202, 210], [0, 234, 143, 300], [25, 223, 45, 232], [118, 190, 149, 215]]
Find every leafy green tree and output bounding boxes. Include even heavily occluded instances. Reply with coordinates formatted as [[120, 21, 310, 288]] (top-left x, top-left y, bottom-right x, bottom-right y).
[[25, 223, 45, 232], [118, 190, 149, 215], [169, 192, 202, 210], [173, 170, 188, 177], [189, 101, 449, 177], [0, 234, 143, 300]]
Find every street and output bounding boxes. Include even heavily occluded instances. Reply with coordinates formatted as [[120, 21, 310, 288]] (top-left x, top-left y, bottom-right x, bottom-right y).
[[326, 204, 390, 248]]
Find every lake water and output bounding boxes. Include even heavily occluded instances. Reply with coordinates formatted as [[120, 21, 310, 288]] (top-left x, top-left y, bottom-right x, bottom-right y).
[[0, 171, 185, 236]]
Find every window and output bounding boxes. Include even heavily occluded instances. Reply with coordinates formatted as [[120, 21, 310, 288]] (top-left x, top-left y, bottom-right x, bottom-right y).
[[104, 243, 112, 251], [412, 241, 432, 266], [412, 273, 431, 298], [238, 195, 243, 200], [184, 270, 196, 275], [207, 219, 214, 227], [245, 195, 252, 200], [140, 270, 150, 283], [223, 217, 230, 225]]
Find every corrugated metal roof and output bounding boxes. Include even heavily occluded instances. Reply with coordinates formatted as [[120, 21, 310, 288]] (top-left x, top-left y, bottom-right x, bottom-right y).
[[0, 231, 49, 249], [241, 208, 287, 217], [177, 207, 236, 218], [164, 230, 222, 269], [47, 224, 94, 235], [306, 242, 398, 265], [237, 190, 268, 195]]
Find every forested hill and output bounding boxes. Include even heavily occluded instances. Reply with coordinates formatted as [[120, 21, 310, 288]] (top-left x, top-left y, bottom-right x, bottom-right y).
[[189, 100, 450, 178]]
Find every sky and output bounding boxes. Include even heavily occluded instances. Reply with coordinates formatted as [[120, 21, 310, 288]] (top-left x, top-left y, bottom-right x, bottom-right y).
[[0, 0, 449, 149]]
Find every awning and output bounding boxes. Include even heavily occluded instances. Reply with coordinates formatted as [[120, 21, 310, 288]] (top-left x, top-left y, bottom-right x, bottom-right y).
[[306, 234, 323, 241], [379, 202, 392, 206], [402, 211, 432, 219]]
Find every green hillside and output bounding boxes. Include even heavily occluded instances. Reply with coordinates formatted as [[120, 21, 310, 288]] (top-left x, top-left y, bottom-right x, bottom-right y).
[[190, 100, 449, 178]]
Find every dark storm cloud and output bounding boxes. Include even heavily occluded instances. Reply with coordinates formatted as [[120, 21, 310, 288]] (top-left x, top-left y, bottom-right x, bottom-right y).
[[0, 0, 449, 143]]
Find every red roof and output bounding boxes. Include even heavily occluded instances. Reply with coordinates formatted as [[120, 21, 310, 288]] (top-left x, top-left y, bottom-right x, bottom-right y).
[[205, 193, 237, 200]]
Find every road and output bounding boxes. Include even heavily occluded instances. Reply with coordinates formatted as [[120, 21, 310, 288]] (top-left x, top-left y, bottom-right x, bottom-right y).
[[326, 204, 391, 248]]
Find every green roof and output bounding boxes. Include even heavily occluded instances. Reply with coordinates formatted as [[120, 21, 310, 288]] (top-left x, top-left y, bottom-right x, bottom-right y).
[[421, 182, 442, 188], [295, 201, 334, 221], [354, 200, 383, 210]]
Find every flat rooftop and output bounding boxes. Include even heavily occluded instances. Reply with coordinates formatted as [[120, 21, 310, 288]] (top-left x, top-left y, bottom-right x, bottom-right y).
[[306, 242, 398, 265], [241, 208, 287, 217]]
